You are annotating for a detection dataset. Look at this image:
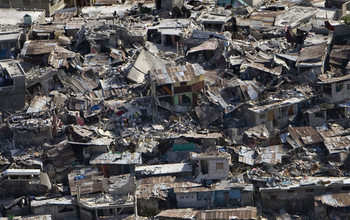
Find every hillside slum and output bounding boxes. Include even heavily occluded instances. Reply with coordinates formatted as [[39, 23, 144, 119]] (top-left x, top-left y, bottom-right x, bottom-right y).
[[0, 0, 349, 219]]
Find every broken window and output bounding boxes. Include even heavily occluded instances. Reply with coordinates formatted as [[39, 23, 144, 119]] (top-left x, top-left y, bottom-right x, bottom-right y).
[[260, 114, 265, 119], [216, 163, 223, 169], [336, 83, 343, 92], [2, 0, 9, 4], [270, 195, 276, 199], [200, 160, 208, 174], [347, 84, 350, 90], [288, 190, 294, 193]]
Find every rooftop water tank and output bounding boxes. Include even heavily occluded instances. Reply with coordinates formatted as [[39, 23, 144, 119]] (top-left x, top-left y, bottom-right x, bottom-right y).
[[23, 14, 32, 25]]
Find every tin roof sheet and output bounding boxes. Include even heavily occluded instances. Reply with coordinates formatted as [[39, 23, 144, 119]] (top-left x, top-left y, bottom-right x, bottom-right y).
[[150, 63, 205, 85]]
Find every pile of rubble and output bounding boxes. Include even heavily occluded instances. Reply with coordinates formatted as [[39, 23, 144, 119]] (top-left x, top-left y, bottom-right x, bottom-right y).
[[0, 0, 349, 219]]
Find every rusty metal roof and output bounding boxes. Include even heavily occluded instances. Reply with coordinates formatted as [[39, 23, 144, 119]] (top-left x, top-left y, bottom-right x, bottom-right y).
[[296, 42, 327, 64], [156, 209, 196, 219], [195, 207, 258, 220], [323, 135, 350, 154], [315, 191, 350, 207], [21, 40, 57, 56], [150, 63, 205, 85], [249, 62, 282, 76], [288, 126, 324, 146]]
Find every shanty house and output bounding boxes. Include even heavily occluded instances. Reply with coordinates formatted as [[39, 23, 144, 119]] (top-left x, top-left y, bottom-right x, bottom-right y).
[[190, 150, 231, 181], [150, 63, 205, 107], [260, 177, 350, 214], [174, 180, 254, 209], [318, 73, 350, 104], [243, 97, 308, 131]]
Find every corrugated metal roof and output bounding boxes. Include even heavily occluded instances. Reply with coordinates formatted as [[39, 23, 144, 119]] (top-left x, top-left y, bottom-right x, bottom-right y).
[[156, 209, 196, 219], [249, 62, 282, 76], [288, 126, 324, 146], [195, 207, 258, 220], [21, 40, 57, 56], [323, 135, 350, 154], [239, 145, 283, 165], [150, 63, 205, 85], [315, 191, 350, 207]]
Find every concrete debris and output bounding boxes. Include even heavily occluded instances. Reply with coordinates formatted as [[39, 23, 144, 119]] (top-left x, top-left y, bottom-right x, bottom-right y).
[[0, 0, 349, 219]]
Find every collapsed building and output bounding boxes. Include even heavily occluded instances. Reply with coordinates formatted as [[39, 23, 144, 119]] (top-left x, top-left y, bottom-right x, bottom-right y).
[[0, 0, 350, 219]]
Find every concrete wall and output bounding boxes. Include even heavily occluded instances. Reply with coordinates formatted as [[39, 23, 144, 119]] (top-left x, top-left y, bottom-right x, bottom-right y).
[[207, 158, 230, 180], [0, 75, 25, 110], [331, 80, 350, 103], [176, 192, 212, 208], [244, 102, 302, 130], [197, 157, 230, 180], [306, 111, 326, 127], [13, 126, 53, 146]]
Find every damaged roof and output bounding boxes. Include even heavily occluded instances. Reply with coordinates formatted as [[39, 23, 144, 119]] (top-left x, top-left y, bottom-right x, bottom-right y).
[[150, 63, 205, 85], [288, 126, 324, 146], [315, 191, 350, 207]]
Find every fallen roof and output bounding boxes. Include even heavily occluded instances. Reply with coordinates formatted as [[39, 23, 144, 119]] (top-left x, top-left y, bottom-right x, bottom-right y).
[[197, 13, 231, 24], [274, 6, 318, 28], [150, 63, 205, 85], [187, 39, 218, 55], [296, 42, 327, 67], [90, 152, 142, 165], [249, 62, 282, 76], [288, 126, 324, 146], [194, 105, 222, 127], [318, 73, 350, 84], [323, 135, 350, 154], [315, 191, 350, 207], [21, 41, 57, 56], [127, 48, 168, 84]]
